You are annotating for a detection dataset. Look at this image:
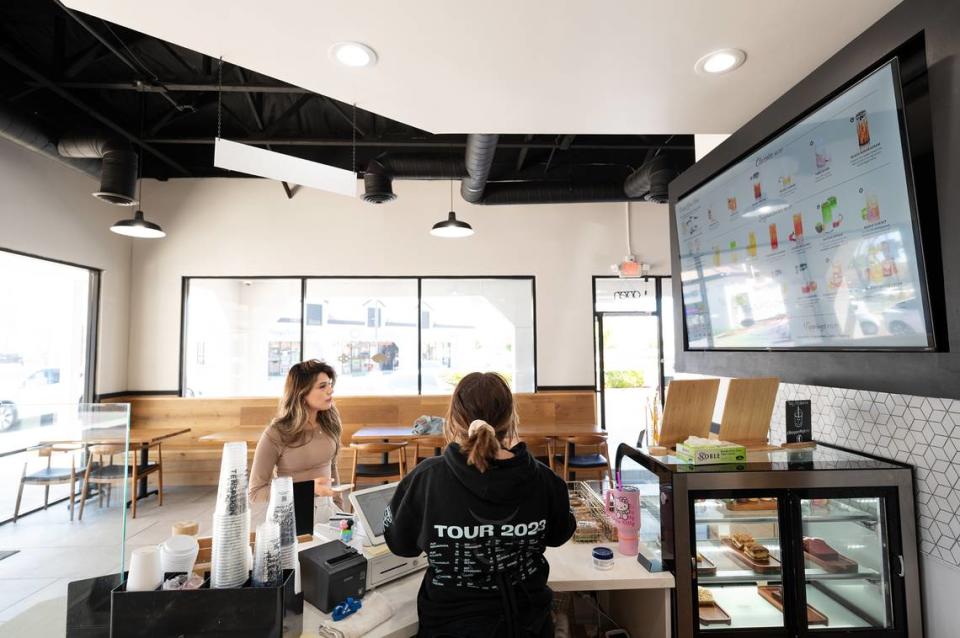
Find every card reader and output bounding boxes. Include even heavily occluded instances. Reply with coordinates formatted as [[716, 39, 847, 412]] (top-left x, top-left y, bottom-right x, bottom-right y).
[[349, 483, 428, 589]]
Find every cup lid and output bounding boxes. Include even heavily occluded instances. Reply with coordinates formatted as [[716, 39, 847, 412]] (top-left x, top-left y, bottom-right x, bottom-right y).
[[592, 546, 614, 560]]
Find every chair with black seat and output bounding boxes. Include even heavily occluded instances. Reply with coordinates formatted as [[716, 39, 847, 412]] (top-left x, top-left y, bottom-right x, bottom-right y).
[[14, 444, 84, 522], [557, 434, 613, 487], [349, 441, 408, 487], [518, 435, 553, 471], [414, 436, 446, 466], [77, 442, 164, 520]]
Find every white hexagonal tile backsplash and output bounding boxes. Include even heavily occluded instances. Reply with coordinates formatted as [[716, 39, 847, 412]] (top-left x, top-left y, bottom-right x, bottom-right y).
[[772, 384, 960, 566]]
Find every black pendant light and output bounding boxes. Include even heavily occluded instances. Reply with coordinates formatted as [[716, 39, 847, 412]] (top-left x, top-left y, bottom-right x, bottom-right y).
[[111, 94, 165, 239], [430, 181, 473, 238]]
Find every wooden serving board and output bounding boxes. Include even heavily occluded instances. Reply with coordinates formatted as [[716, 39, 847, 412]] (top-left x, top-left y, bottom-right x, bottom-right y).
[[717, 377, 780, 445], [658, 379, 721, 447], [696, 554, 717, 576], [721, 537, 781, 574], [725, 499, 778, 511], [698, 602, 732, 625], [758, 585, 828, 626], [804, 550, 859, 574]]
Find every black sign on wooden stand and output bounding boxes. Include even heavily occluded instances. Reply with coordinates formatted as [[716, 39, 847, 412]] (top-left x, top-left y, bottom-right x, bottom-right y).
[[784, 400, 815, 448]]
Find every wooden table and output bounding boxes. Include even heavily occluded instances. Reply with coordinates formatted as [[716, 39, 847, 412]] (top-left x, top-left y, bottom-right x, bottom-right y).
[[198, 426, 263, 444], [43, 427, 191, 500]]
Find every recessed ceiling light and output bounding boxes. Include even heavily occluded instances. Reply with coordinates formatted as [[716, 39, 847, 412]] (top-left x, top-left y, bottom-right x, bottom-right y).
[[695, 49, 747, 75], [330, 42, 378, 68]]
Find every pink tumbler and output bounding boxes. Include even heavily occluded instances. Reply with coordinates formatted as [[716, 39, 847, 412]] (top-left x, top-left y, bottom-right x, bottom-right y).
[[605, 486, 641, 555]]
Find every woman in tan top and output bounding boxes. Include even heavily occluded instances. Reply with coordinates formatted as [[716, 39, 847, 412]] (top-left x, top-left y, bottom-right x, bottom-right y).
[[249, 359, 343, 503]]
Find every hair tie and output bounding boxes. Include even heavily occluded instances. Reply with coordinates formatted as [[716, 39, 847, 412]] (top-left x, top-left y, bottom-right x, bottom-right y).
[[468, 419, 492, 437]]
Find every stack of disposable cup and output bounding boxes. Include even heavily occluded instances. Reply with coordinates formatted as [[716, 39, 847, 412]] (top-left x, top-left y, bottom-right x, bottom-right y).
[[252, 520, 283, 587], [211, 442, 250, 588], [266, 476, 297, 570]]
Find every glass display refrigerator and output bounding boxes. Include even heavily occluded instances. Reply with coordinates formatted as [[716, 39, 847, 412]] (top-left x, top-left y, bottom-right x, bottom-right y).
[[616, 443, 921, 637]]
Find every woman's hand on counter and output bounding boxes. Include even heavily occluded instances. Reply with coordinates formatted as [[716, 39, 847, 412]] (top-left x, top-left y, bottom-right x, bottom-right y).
[[315, 476, 335, 497]]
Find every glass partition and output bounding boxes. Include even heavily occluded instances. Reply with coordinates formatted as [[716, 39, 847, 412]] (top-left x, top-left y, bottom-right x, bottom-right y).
[[0, 403, 130, 577]]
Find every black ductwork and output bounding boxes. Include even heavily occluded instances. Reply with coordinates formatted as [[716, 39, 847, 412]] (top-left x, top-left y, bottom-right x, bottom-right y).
[[362, 159, 396, 204], [623, 155, 675, 203], [460, 134, 499, 203], [376, 154, 465, 179], [0, 103, 100, 178], [479, 181, 637, 205], [58, 136, 139, 205]]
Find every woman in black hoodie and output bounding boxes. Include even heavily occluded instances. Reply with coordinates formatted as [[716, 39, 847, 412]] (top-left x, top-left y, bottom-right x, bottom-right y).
[[384, 372, 576, 638]]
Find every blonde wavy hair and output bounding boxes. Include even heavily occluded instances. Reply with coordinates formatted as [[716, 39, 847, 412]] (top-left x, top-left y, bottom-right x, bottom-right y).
[[443, 372, 519, 473], [269, 359, 342, 453]]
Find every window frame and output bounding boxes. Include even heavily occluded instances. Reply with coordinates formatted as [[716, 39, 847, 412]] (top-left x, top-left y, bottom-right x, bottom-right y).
[[179, 275, 537, 397], [0, 247, 101, 403]]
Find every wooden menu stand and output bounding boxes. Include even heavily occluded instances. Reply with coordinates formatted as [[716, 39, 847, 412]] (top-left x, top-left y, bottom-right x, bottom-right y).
[[716, 377, 781, 451], [657, 379, 721, 449]]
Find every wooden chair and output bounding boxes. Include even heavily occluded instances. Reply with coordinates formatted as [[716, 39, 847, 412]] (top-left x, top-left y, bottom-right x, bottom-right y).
[[78, 442, 164, 520], [14, 445, 83, 522], [556, 434, 613, 487], [519, 435, 554, 471], [414, 436, 446, 466], [349, 442, 408, 487]]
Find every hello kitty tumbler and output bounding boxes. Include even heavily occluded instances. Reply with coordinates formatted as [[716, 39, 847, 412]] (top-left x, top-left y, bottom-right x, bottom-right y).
[[605, 486, 641, 555]]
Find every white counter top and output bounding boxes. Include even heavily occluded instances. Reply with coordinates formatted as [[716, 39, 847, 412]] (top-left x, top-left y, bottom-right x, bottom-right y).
[[298, 533, 674, 637], [546, 541, 675, 591]]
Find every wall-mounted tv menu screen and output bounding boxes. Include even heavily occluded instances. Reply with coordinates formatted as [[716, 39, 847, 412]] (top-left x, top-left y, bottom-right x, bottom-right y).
[[675, 59, 934, 351]]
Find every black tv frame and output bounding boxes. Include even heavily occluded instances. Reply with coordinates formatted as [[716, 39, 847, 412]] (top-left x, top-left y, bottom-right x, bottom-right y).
[[668, 22, 957, 400], [674, 56, 936, 353]]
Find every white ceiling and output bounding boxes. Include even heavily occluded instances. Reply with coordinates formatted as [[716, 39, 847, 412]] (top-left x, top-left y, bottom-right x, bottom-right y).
[[63, 0, 901, 135]]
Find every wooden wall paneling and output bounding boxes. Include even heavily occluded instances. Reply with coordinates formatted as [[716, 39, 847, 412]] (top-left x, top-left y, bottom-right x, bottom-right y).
[[111, 391, 596, 486]]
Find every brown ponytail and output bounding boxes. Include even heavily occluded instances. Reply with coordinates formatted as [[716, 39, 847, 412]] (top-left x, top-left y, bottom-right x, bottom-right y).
[[444, 372, 519, 473]]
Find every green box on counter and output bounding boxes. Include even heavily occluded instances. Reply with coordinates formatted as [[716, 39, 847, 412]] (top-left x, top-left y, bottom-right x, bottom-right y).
[[675, 442, 747, 465]]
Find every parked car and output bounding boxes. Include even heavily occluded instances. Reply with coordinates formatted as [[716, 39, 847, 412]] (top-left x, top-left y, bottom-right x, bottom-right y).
[[883, 297, 926, 336], [0, 367, 80, 431]]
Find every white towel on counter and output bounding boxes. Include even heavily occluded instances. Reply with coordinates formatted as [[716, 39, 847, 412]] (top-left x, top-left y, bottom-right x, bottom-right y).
[[316, 591, 394, 638]]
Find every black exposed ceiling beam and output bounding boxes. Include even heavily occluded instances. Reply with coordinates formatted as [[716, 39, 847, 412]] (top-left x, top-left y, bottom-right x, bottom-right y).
[[158, 41, 195, 75], [36, 81, 308, 93], [0, 44, 190, 176], [145, 138, 693, 150], [322, 97, 365, 137], [63, 41, 105, 78], [261, 94, 314, 137]]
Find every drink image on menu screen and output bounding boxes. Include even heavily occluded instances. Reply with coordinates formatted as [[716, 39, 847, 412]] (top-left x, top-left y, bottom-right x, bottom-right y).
[[856, 110, 871, 148]]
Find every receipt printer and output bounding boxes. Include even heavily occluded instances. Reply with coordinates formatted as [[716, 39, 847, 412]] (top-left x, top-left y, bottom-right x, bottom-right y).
[[299, 540, 367, 613]]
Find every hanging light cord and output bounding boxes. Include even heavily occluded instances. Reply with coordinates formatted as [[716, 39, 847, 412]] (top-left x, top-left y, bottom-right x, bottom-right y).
[[449, 179, 453, 210], [137, 88, 145, 207], [217, 56, 223, 140]]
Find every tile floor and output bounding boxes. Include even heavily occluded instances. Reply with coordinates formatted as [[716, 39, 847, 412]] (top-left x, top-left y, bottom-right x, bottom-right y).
[[0, 485, 265, 637]]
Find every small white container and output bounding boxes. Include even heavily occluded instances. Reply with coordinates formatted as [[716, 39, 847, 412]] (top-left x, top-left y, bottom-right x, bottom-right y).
[[159, 534, 199, 574], [592, 546, 614, 570]]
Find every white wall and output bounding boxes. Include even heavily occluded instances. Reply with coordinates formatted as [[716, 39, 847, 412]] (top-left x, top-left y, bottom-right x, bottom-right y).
[[126, 178, 672, 390], [0, 140, 131, 394]]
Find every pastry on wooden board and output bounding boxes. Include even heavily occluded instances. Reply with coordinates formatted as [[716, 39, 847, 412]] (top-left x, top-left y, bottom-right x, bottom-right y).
[[698, 586, 715, 606], [803, 537, 839, 560]]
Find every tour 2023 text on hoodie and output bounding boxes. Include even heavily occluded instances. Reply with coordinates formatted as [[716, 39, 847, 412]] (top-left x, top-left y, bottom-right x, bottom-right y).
[[384, 441, 576, 637]]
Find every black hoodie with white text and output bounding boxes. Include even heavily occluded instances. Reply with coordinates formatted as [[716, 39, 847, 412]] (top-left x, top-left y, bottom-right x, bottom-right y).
[[383, 442, 576, 635]]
